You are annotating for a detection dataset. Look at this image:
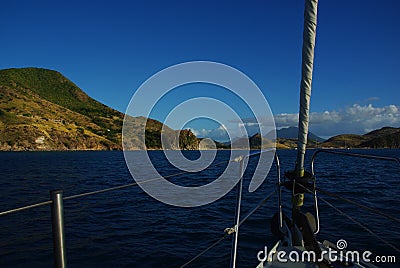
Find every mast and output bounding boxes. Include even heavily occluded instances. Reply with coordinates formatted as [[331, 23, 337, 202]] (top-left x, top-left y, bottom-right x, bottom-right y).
[[295, 0, 318, 177], [281, 0, 320, 253]]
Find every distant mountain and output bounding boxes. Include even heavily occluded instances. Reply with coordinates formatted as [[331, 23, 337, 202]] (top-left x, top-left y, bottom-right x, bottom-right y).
[[360, 137, 400, 149], [322, 134, 366, 148], [227, 126, 399, 150], [229, 133, 276, 149], [360, 127, 400, 148], [322, 127, 400, 149], [277, 127, 325, 142], [0, 67, 199, 151]]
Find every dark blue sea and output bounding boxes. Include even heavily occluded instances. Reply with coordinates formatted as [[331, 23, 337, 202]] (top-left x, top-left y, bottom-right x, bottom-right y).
[[0, 149, 399, 267]]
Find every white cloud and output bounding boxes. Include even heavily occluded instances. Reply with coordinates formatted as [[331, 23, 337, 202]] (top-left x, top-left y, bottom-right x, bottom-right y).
[[190, 125, 230, 141], [274, 104, 400, 137], [274, 113, 299, 127], [238, 122, 259, 127]]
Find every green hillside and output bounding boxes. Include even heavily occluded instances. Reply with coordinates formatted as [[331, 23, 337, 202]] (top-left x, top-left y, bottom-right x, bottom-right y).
[[322, 127, 400, 149], [0, 67, 200, 151], [360, 127, 400, 148], [0, 68, 125, 150], [0, 68, 120, 118]]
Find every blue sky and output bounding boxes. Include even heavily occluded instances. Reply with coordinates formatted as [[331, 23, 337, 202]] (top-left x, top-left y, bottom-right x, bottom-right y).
[[1, 0, 399, 139]]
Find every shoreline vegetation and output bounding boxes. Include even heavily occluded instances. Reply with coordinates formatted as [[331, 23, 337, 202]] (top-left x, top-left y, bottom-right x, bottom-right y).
[[1, 67, 399, 152]]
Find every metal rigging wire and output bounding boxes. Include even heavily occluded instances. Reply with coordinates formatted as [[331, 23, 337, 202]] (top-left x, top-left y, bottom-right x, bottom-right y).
[[316, 187, 400, 224], [0, 158, 233, 217], [180, 191, 276, 268], [295, 182, 400, 254]]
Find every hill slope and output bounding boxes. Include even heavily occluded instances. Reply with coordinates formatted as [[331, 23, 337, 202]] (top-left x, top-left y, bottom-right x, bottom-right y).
[[322, 127, 400, 148], [0, 67, 199, 151]]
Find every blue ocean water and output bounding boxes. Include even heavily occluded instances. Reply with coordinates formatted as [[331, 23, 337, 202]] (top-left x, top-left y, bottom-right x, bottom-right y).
[[0, 149, 399, 267]]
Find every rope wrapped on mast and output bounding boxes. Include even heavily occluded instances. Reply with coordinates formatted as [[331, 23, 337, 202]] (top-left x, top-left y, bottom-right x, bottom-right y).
[[296, 0, 318, 177]]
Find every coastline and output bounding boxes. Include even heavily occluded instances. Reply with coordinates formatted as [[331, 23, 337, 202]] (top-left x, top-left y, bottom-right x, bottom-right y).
[[1, 147, 398, 152]]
